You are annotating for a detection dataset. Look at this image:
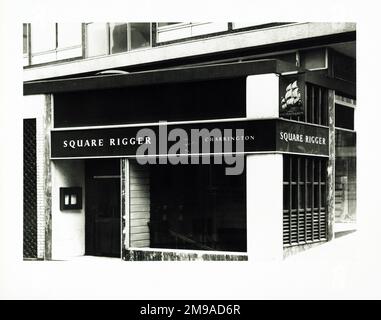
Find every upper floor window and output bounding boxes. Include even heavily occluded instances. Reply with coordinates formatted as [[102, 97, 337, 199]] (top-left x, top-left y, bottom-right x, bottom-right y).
[[23, 23, 29, 55], [29, 23, 82, 65], [85, 23, 152, 58], [157, 22, 183, 28], [156, 22, 228, 43], [335, 94, 356, 130]]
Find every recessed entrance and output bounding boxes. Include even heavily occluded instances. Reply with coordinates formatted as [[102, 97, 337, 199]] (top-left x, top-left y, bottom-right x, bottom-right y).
[[85, 159, 121, 257]]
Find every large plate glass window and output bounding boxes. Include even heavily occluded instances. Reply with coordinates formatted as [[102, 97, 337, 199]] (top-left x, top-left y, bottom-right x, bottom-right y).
[[129, 161, 247, 252]]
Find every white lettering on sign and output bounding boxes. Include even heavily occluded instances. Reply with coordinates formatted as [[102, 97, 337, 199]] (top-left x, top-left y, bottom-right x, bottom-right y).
[[63, 137, 151, 149], [279, 132, 326, 145]]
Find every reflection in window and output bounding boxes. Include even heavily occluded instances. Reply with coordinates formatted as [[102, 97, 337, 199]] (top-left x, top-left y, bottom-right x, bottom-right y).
[[129, 23, 151, 50], [110, 23, 128, 54], [148, 163, 247, 252], [335, 129, 356, 224], [86, 23, 152, 56]]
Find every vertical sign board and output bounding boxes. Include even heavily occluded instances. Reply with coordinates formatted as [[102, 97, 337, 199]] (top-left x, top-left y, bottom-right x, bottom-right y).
[[279, 74, 305, 117], [276, 120, 328, 156]]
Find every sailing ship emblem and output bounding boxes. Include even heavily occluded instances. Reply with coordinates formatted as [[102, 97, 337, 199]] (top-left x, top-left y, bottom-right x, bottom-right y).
[[280, 80, 302, 110]]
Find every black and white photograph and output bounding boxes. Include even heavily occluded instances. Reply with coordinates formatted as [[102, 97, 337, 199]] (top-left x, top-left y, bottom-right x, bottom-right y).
[[1, 0, 381, 303]]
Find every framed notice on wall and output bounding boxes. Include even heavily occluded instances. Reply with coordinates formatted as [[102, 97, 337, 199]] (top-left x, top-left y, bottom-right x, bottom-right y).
[[279, 74, 305, 117]]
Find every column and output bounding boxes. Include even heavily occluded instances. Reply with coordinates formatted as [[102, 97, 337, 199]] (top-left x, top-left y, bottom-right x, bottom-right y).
[[245, 74, 283, 260], [246, 154, 283, 261]]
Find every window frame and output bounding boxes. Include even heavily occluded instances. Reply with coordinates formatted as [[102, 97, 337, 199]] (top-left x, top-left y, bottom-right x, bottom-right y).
[[29, 23, 84, 65], [85, 22, 153, 58]]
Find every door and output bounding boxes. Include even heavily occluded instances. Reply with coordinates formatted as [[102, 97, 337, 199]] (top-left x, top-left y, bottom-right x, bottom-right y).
[[85, 159, 121, 257]]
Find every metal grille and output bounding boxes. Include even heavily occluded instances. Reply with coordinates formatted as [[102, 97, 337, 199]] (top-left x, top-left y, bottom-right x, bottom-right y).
[[283, 155, 327, 246], [285, 83, 328, 126], [23, 119, 37, 259]]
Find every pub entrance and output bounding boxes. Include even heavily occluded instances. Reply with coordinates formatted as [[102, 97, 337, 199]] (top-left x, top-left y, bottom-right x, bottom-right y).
[[85, 159, 121, 257]]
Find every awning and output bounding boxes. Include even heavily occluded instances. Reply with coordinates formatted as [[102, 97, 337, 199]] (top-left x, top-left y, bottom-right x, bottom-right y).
[[23, 59, 299, 95]]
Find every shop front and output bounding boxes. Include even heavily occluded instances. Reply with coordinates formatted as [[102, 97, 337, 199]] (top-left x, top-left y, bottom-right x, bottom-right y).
[[23, 59, 355, 261]]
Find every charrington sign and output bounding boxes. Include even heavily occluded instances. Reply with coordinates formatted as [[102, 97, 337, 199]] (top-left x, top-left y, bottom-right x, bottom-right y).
[[50, 119, 328, 159]]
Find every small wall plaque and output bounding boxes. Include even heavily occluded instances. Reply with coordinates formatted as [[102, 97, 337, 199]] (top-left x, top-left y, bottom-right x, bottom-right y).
[[60, 187, 82, 210]]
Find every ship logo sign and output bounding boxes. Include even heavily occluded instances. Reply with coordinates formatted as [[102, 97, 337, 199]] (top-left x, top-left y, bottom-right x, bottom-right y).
[[280, 80, 302, 111]]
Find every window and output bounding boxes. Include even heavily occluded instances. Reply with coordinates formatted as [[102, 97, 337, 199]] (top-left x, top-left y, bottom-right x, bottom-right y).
[[156, 22, 228, 43], [57, 23, 82, 49], [129, 23, 151, 50], [31, 22, 56, 53], [335, 129, 356, 225], [23, 23, 29, 66], [335, 94, 356, 130], [29, 23, 82, 64], [283, 155, 328, 246], [110, 23, 128, 54], [86, 23, 109, 57], [23, 23, 29, 54], [130, 162, 247, 252], [86, 23, 152, 57], [157, 22, 182, 28]]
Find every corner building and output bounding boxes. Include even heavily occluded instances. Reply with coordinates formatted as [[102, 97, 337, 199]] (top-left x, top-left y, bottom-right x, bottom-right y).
[[22, 22, 356, 261]]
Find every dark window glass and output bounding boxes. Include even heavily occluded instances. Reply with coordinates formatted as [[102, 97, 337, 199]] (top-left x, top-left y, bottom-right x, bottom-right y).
[[54, 78, 246, 128], [335, 104, 355, 130], [130, 23, 151, 50], [335, 129, 356, 224], [110, 23, 128, 54], [141, 162, 247, 252]]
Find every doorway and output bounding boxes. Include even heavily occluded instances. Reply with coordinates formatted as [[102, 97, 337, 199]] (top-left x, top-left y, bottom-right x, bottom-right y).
[[85, 159, 121, 257]]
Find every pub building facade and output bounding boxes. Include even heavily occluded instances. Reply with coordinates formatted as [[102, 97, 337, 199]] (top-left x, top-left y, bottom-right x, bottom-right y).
[[22, 22, 356, 261]]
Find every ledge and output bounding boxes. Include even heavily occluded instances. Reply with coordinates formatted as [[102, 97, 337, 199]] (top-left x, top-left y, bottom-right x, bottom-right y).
[[24, 59, 297, 95], [123, 248, 248, 261]]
